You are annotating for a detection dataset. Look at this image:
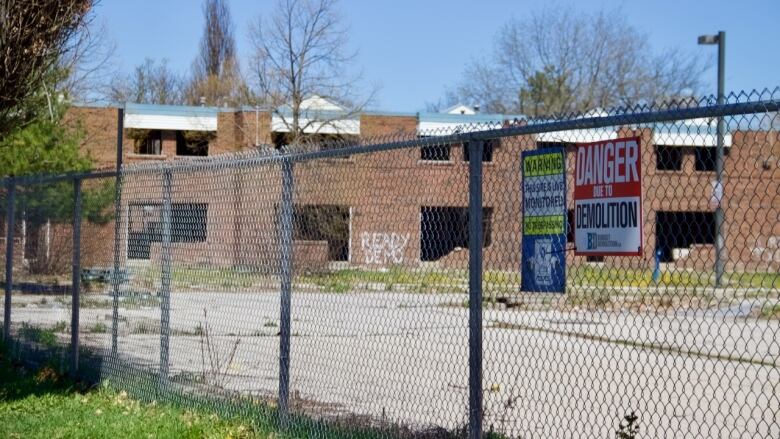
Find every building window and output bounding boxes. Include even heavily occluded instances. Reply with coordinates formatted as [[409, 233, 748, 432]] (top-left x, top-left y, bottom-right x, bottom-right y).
[[694, 146, 728, 172], [176, 131, 210, 156], [462, 139, 496, 162], [272, 132, 357, 159], [420, 206, 492, 261], [656, 145, 682, 171], [293, 205, 350, 261], [133, 130, 162, 155], [420, 144, 451, 161], [656, 211, 715, 262], [128, 203, 208, 260], [171, 203, 208, 242]]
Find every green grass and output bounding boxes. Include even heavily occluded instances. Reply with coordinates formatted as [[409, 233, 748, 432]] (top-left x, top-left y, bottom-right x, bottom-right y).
[[297, 267, 471, 294], [0, 341, 416, 439], [0, 352, 261, 438], [115, 263, 779, 300], [298, 265, 780, 295], [758, 303, 780, 319], [0, 349, 409, 439]]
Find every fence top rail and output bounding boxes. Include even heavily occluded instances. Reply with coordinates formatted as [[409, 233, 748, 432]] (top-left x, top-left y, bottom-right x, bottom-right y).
[[116, 97, 780, 176], [0, 170, 118, 187]]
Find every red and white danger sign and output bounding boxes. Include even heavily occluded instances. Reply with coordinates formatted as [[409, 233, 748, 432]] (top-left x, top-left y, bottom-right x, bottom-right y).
[[574, 137, 643, 256]]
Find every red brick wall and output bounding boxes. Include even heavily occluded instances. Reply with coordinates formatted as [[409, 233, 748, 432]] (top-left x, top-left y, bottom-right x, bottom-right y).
[[64, 106, 125, 170], [69, 106, 779, 275]]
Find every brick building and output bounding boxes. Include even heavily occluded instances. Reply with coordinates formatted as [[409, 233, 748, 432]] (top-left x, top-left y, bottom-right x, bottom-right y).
[[6, 98, 777, 277]]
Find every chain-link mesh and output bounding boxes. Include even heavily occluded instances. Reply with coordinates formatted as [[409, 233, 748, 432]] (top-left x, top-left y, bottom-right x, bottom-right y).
[[0, 187, 7, 335], [2, 179, 75, 372], [2, 92, 779, 437]]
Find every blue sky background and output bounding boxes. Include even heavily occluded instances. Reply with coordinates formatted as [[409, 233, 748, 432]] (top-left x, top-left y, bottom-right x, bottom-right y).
[[95, 0, 780, 112]]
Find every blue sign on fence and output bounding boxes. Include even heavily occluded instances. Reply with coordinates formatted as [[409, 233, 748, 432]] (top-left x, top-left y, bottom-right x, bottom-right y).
[[521, 148, 567, 293]]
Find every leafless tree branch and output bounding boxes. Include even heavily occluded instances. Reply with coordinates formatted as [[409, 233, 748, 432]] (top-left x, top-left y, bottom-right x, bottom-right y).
[[0, 0, 95, 135], [248, 0, 376, 145], [448, 7, 709, 117]]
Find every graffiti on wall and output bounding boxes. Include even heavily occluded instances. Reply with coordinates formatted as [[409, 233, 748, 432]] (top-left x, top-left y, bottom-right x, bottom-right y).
[[361, 232, 410, 265]]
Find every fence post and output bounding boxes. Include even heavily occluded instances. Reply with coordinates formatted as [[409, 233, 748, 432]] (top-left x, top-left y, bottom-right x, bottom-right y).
[[71, 178, 82, 376], [4, 178, 15, 341], [714, 31, 726, 287], [159, 168, 172, 385], [467, 140, 484, 439], [111, 107, 124, 356], [278, 157, 294, 425]]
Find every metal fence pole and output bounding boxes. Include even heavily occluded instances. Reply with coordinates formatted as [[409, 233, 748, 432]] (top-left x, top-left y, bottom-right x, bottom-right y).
[[159, 168, 172, 384], [467, 140, 484, 439], [111, 107, 124, 355], [278, 158, 294, 424], [4, 179, 15, 341], [715, 31, 726, 287], [71, 178, 82, 375]]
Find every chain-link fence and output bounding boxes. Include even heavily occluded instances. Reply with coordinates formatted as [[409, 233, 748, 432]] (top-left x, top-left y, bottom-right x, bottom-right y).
[[2, 91, 779, 438]]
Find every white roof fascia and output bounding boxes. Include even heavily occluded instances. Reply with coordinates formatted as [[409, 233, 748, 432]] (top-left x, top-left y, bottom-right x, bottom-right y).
[[535, 129, 618, 143], [124, 113, 217, 131], [417, 121, 502, 136]]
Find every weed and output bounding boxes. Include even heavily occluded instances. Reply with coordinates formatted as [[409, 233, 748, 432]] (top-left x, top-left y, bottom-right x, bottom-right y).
[[52, 321, 69, 333], [199, 309, 241, 389], [132, 321, 160, 335], [33, 366, 61, 384], [89, 322, 108, 333], [758, 303, 780, 319], [18, 323, 58, 348], [616, 411, 639, 439]]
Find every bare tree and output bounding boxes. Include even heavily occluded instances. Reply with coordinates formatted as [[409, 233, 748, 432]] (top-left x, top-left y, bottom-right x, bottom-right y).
[[109, 58, 183, 105], [56, 19, 116, 104], [184, 0, 249, 106], [248, 0, 375, 145], [448, 7, 708, 117], [0, 0, 94, 136], [196, 0, 234, 78]]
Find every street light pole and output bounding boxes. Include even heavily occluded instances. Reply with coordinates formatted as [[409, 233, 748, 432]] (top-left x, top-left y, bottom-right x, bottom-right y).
[[698, 31, 726, 288]]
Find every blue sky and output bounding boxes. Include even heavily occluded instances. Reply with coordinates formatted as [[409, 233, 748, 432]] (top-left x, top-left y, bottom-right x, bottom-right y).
[[95, 0, 780, 112]]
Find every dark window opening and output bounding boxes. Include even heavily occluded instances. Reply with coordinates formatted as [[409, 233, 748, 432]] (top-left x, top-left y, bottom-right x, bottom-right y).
[[294, 205, 350, 261], [462, 139, 496, 162], [420, 144, 451, 161], [23, 220, 43, 260], [656, 145, 683, 171], [420, 207, 493, 261], [694, 146, 728, 172], [176, 131, 209, 156], [128, 203, 207, 260], [171, 204, 208, 242], [135, 130, 162, 155], [656, 211, 715, 263], [272, 132, 357, 158]]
